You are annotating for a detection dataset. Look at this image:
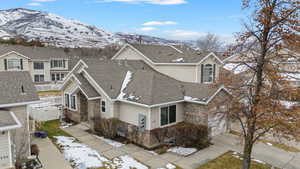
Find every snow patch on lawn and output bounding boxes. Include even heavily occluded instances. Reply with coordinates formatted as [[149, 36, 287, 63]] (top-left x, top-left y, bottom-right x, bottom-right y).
[[157, 163, 177, 169], [54, 136, 109, 169], [117, 71, 133, 100], [110, 155, 148, 169], [167, 147, 197, 156], [94, 135, 125, 148]]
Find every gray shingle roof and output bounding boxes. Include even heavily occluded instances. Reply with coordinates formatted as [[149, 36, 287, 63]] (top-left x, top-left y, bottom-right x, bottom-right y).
[[82, 59, 223, 105], [0, 71, 39, 105], [0, 110, 20, 129], [130, 44, 212, 63], [74, 73, 100, 98]]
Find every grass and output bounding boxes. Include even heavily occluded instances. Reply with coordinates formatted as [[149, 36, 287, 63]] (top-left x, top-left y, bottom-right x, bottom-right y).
[[230, 130, 300, 153], [36, 120, 74, 143], [198, 151, 277, 169]]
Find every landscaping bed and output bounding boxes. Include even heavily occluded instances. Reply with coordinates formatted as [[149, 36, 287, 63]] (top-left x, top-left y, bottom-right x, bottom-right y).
[[198, 151, 278, 169]]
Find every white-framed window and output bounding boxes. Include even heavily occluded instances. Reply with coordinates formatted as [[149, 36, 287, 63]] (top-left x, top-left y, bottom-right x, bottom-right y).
[[50, 60, 66, 69], [202, 64, 214, 83], [33, 61, 44, 70], [101, 100, 106, 113], [70, 95, 77, 110], [160, 105, 176, 126], [51, 73, 65, 81], [34, 74, 44, 82], [65, 93, 70, 107], [7, 59, 22, 70]]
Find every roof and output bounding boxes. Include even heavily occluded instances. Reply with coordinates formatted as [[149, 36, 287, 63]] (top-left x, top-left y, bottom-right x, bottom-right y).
[[73, 73, 100, 98], [0, 110, 22, 131], [0, 71, 39, 106], [0, 44, 69, 60], [77, 59, 228, 106], [129, 44, 214, 64]]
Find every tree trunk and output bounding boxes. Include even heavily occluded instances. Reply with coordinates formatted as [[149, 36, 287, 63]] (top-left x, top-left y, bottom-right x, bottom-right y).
[[242, 136, 254, 169]]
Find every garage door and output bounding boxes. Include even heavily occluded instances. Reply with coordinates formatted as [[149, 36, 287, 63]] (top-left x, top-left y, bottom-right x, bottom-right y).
[[208, 112, 227, 137]]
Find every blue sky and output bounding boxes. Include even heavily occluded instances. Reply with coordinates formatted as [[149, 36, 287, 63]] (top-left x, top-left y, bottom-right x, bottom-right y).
[[1, 0, 248, 41]]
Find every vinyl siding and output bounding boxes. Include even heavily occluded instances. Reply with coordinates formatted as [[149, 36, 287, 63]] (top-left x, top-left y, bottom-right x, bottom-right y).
[[0, 131, 11, 169], [28, 61, 51, 82], [0, 52, 29, 71], [197, 56, 221, 83]]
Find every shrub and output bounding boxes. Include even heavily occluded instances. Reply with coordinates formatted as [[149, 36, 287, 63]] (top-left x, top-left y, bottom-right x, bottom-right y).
[[174, 122, 211, 149], [95, 118, 120, 139]]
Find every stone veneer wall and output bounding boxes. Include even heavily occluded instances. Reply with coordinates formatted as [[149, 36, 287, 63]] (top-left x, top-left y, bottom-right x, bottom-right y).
[[183, 102, 208, 126]]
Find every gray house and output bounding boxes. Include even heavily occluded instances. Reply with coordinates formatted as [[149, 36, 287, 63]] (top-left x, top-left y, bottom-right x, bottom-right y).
[[0, 71, 39, 168]]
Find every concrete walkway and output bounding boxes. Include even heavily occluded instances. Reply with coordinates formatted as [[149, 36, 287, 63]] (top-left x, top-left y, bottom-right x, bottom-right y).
[[32, 137, 73, 169], [62, 124, 300, 169]]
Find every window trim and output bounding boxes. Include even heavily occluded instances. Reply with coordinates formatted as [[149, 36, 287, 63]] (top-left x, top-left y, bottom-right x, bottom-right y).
[[34, 74, 45, 83], [7, 59, 21, 70], [101, 100, 106, 113], [70, 94, 77, 111], [50, 59, 66, 69], [202, 64, 214, 83], [159, 104, 177, 127], [33, 61, 44, 70], [64, 93, 70, 108]]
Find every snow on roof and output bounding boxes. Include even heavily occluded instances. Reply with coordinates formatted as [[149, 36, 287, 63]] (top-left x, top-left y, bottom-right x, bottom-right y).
[[172, 58, 184, 62], [223, 63, 251, 74], [280, 73, 300, 81], [117, 71, 133, 100]]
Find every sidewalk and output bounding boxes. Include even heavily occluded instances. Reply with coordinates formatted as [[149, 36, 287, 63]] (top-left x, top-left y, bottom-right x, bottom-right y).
[[32, 137, 73, 169]]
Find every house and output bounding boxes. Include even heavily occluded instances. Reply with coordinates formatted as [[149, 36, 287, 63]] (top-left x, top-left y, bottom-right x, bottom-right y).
[[112, 44, 228, 83], [0, 71, 39, 168], [61, 57, 231, 148], [0, 44, 71, 84]]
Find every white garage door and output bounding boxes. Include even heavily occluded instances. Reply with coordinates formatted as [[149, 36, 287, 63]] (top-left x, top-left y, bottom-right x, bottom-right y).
[[208, 112, 227, 136]]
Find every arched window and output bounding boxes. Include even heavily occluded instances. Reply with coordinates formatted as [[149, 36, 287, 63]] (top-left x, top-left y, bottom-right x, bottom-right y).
[[202, 64, 214, 83]]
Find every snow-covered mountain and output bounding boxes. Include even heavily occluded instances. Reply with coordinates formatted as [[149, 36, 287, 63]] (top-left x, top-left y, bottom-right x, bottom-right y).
[[0, 8, 186, 48]]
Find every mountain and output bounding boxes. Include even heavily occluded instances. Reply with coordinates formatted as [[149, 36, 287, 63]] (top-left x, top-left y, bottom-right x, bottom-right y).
[[0, 8, 188, 48]]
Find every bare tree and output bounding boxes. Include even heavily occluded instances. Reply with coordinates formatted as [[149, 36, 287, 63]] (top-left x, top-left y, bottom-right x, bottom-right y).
[[219, 0, 300, 169], [196, 33, 224, 51]]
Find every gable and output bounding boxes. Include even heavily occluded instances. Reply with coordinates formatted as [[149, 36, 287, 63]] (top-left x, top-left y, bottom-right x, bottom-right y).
[[0, 51, 30, 60]]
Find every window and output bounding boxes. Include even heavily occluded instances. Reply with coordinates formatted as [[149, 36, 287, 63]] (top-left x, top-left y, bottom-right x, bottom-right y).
[[33, 62, 44, 70], [160, 105, 176, 126], [51, 73, 65, 81], [34, 74, 44, 82], [51, 60, 66, 69], [101, 101, 106, 112], [202, 64, 214, 83], [65, 93, 70, 107], [7, 59, 21, 70], [70, 95, 76, 110]]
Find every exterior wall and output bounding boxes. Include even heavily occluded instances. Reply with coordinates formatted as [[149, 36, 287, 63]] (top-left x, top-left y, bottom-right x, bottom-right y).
[[150, 102, 184, 130], [118, 102, 151, 130], [155, 65, 197, 83], [114, 46, 153, 66], [196, 56, 221, 83], [8, 105, 30, 159], [28, 61, 51, 82], [0, 52, 29, 71], [87, 99, 101, 130], [183, 103, 209, 126], [0, 131, 12, 169]]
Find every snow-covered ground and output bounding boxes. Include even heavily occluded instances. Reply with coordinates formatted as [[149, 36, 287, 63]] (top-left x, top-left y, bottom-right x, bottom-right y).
[[55, 136, 150, 169], [158, 163, 177, 169], [167, 147, 197, 156], [94, 135, 125, 148]]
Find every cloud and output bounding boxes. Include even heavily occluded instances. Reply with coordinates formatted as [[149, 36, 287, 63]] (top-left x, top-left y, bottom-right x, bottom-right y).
[[32, 0, 56, 2], [140, 27, 157, 31], [143, 21, 178, 26], [27, 2, 43, 6], [165, 30, 234, 42], [96, 0, 187, 5]]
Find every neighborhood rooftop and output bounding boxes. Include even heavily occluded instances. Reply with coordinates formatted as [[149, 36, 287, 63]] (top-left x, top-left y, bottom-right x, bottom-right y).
[[0, 110, 21, 131], [79, 59, 226, 105], [0, 71, 39, 105]]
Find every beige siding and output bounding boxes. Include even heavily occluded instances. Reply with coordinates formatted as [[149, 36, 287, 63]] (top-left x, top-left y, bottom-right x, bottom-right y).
[[150, 102, 184, 130], [118, 102, 151, 130], [0, 131, 11, 169], [114, 46, 153, 65], [197, 56, 221, 83], [0, 52, 29, 71], [155, 65, 197, 82], [28, 61, 51, 82]]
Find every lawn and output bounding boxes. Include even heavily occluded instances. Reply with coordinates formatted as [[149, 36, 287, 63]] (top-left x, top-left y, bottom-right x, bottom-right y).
[[36, 120, 73, 142], [198, 151, 277, 169]]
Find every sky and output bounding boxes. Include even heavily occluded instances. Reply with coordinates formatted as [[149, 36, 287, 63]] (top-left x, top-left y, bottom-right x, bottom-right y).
[[1, 0, 249, 41]]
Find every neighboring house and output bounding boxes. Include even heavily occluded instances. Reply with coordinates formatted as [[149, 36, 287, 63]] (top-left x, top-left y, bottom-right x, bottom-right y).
[[112, 44, 227, 83], [0, 44, 71, 84], [0, 71, 39, 168], [61, 58, 231, 148]]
